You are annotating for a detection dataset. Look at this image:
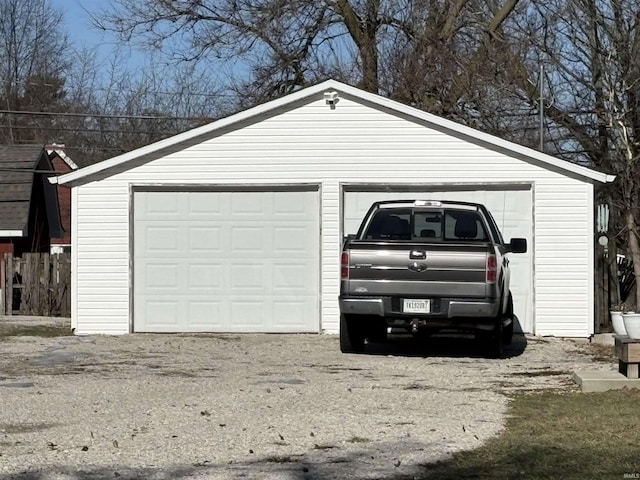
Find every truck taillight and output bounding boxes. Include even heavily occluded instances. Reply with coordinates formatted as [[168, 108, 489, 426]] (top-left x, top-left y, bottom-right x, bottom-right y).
[[341, 252, 349, 279], [486, 254, 497, 283]]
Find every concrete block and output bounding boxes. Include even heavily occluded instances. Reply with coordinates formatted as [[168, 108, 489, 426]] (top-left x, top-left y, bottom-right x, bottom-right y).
[[591, 333, 615, 346], [572, 370, 640, 393]]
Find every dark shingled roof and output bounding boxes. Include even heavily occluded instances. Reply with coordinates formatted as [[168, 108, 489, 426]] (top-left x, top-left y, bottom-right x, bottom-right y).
[[0, 145, 45, 233]]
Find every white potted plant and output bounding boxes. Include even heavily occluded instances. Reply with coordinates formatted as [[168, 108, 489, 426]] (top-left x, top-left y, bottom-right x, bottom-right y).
[[623, 307, 640, 339], [610, 302, 631, 336]]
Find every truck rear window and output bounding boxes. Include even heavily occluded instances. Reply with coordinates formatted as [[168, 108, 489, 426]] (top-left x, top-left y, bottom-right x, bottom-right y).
[[363, 209, 488, 241]]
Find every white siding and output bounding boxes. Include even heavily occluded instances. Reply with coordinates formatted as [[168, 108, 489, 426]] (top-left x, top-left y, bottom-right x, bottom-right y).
[[72, 96, 595, 336], [534, 183, 594, 336]]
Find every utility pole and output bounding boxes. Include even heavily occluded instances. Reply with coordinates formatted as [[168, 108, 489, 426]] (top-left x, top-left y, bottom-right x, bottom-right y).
[[539, 63, 544, 152]]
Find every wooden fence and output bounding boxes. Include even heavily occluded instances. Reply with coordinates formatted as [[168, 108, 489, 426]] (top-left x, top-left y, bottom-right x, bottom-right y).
[[1, 253, 71, 317]]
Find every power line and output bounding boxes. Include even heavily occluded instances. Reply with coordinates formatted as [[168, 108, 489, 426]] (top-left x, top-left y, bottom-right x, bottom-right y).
[[18, 80, 238, 99], [0, 124, 191, 135], [0, 108, 214, 121]]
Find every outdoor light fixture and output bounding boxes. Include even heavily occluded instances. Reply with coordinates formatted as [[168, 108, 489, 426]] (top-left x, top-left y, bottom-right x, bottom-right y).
[[596, 203, 610, 252], [597, 204, 610, 233], [324, 91, 340, 109]]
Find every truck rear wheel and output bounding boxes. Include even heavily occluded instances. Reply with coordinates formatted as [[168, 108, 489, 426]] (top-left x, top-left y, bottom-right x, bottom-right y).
[[340, 314, 365, 353], [489, 321, 504, 358], [502, 293, 514, 345]]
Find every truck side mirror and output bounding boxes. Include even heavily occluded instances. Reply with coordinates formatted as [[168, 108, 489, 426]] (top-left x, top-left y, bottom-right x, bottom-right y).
[[343, 234, 356, 246], [507, 238, 527, 253]]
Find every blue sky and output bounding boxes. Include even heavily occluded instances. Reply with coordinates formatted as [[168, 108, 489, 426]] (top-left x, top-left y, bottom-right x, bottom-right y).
[[51, 0, 110, 51], [50, 0, 150, 72]]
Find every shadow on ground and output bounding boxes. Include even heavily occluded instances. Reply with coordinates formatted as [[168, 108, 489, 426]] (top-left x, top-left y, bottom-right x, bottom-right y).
[[363, 332, 528, 359], [0, 440, 629, 480]]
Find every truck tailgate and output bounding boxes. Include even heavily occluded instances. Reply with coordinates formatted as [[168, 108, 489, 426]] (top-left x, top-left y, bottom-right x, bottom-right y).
[[345, 241, 490, 298]]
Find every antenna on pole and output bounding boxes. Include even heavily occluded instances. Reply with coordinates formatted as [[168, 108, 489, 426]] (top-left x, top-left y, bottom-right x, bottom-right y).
[[539, 63, 544, 152]]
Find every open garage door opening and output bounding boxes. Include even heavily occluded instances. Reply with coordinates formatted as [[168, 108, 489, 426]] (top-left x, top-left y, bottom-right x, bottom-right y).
[[132, 186, 320, 333], [341, 184, 533, 334]]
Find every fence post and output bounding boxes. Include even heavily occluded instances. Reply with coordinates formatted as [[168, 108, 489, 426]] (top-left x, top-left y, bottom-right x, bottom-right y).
[[4, 253, 12, 316], [0, 254, 5, 315], [52, 254, 59, 316], [42, 253, 50, 316], [1, 253, 71, 317]]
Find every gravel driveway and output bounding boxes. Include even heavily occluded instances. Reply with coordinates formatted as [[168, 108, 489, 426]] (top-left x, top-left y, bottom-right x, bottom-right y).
[[0, 331, 612, 480]]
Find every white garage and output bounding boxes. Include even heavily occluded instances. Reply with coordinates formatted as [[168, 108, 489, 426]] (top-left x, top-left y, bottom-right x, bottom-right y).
[[54, 79, 614, 337]]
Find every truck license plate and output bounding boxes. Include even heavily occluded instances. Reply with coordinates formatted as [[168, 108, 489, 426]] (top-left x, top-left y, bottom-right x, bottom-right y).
[[403, 299, 431, 313]]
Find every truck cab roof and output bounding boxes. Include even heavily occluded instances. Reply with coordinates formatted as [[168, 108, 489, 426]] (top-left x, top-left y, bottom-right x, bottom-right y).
[[374, 200, 482, 211]]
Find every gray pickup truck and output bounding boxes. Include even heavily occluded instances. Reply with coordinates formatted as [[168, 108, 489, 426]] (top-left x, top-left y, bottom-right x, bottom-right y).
[[339, 200, 527, 357]]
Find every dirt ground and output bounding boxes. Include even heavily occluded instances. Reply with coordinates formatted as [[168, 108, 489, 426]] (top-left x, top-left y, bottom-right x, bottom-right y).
[[0, 329, 615, 480]]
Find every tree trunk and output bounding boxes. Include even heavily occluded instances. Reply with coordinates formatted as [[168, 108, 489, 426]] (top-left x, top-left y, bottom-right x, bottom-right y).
[[360, 40, 378, 93], [625, 211, 640, 308], [335, 0, 379, 93]]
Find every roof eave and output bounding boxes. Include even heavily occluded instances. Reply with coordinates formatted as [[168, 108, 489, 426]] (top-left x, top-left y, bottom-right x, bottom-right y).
[[55, 79, 617, 186], [55, 81, 342, 186], [46, 147, 79, 170], [0, 227, 27, 237]]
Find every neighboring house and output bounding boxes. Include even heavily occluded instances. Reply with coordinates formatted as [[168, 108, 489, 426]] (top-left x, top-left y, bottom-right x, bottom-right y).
[[46, 144, 78, 254], [54, 80, 615, 337], [0, 145, 62, 257]]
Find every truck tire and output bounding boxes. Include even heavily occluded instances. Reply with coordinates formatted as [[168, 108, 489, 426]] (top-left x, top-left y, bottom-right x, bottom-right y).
[[489, 320, 504, 359], [340, 314, 365, 353], [502, 293, 514, 345]]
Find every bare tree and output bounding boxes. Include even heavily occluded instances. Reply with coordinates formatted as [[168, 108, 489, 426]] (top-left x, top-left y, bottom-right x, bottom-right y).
[[59, 48, 222, 163], [493, 0, 640, 305], [381, 0, 522, 117], [94, 0, 522, 105], [0, 0, 70, 143]]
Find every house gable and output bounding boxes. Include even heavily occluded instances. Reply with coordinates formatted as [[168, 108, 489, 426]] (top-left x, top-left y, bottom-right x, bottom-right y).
[[0, 145, 62, 256], [55, 80, 614, 187]]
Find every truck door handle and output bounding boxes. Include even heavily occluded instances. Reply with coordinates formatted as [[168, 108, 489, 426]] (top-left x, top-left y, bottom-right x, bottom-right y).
[[410, 250, 426, 259]]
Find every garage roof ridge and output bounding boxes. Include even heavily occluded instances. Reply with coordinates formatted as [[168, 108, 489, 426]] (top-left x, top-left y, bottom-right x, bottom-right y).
[[51, 79, 615, 186]]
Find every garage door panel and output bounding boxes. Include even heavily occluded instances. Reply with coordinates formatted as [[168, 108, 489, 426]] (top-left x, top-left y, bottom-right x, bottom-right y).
[[139, 193, 181, 220], [274, 302, 308, 325], [230, 301, 267, 327], [274, 227, 313, 253], [144, 300, 179, 326], [343, 188, 533, 333], [187, 263, 222, 289], [145, 263, 179, 288], [231, 192, 268, 214], [274, 193, 316, 216], [134, 189, 319, 333], [188, 193, 222, 216], [187, 302, 222, 327], [231, 227, 267, 254], [187, 227, 221, 251], [273, 264, 315, 290], [134, 226, 179, 256], [230, 264, 266, 289]]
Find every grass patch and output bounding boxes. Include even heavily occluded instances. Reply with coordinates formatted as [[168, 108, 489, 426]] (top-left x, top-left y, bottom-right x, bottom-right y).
[[346, 436, 370, 443], [0, 325, 73, 338], [420, 389, 640, 479], [265, 455, 294, 463]]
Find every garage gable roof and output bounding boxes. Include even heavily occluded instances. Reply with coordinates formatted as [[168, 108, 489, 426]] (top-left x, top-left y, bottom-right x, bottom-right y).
[[53, 79, 615, 186]]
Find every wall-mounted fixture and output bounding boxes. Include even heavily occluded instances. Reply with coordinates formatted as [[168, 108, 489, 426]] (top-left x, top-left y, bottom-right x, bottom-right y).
[[324, 91, 340, 109]]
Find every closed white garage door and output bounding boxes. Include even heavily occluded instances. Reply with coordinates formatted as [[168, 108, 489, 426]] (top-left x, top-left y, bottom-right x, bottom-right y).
[[133, 187, 320, 333], [343, 187, 533, 333]]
